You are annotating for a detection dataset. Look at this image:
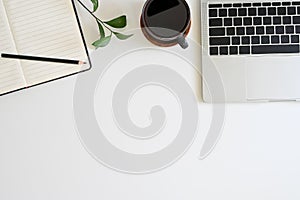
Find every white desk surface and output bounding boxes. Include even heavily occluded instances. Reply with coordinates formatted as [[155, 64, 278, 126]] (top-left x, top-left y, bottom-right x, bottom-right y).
[[0, 0, 300, 199]]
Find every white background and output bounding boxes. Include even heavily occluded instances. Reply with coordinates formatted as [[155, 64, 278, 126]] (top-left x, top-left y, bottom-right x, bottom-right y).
[[0, 0, 300, 199]]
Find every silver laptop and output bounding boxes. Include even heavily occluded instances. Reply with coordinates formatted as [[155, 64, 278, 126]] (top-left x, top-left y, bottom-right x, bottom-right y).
[[201, 0, 300, 102]]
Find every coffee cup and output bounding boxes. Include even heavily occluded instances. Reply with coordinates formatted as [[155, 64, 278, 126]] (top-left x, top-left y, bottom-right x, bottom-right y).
[[140, 0, 191, 49]]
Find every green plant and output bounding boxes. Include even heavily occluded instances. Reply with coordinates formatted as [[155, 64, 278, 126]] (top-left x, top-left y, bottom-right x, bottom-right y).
[[77, 0, 133, 49]]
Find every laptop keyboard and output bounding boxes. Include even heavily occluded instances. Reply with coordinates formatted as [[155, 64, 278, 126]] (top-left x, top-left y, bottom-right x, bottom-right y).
[[208, 1, 300, 56]]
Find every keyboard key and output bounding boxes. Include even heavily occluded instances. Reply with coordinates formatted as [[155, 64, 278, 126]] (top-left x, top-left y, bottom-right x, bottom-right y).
[[252, 45, 300, 54], [220, 47, 228, 55], [281, 35, 289, 43], [209, 28, 226, 36], [291, 35, 300, 43], [209, 4, 222, 8], [263, 17, 272, 25], [219, 9, 227, 17], [298, 7, 300, 14], [232, 37, 240, 45], [210, 37, 230, 45], [286, 26, 294, 34], [251, 36, 260, 44], [261, 36, 270, 44], [226, 27, 235, 35], [293, 16, 300, 24], [253, 17, 262, 25], [224, 18, 233, 26], [278, 7, 286, 15], [283, 16, 291, 24], [272, 2, 281, 6], [233, 3, 242, 8], [288, 7, 296, 15], [239, 46, 250, 54], [293, 2, 300, 6], [271, 35, 280, 43], [229, 9, 238, 16], [276, 26, 284, 34], [253, 3, 261, 7], [262, 2, 271, 6], [243, 17, 252, 25], [273, 17, 281, 24], [282, 2, 291, 6], [224, 4, 232, 8], [296, 26, 300, 33], [242, 36, 250, 44], [258, 8, 267, 15], [268, 7, 276, 15], [237, 27, 245, 35], [209, 9, 218, 17], [234, 18, 243, 26], [210, 47, 218, 55], [238, 8, 247, 16], [248, 8, 257, 16], [243, 3, 251, 7], [266, 26, 274, 34], [246, 27, 254, 35], [209, 18, 222, 26], [256, 26, 265, 34], [230, 46, 238, 55]]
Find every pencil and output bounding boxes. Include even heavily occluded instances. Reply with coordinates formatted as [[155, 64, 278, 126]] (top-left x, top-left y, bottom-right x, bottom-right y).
[[1, 53, 86, 65]]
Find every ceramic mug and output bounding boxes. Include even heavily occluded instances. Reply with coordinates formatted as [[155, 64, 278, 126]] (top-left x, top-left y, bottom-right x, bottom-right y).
[[140, 0, 191, 49]]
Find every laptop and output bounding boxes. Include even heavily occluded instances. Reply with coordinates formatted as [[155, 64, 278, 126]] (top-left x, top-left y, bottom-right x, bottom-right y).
[[201, 0, 300, 102]]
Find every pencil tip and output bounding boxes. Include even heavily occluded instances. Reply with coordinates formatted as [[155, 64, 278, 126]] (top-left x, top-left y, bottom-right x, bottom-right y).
[[79, 61, 86, 65]]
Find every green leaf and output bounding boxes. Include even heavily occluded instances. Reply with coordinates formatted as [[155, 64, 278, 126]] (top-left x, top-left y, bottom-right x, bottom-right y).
[[90, 0, 99, 12], [104, 15, 127, 28], [92, 35, 111, 49], [97, 21, 105, 38], [113, 32, 133, 40]]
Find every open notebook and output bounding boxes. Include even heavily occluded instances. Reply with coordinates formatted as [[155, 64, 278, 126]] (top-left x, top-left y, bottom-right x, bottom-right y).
[[0, 0, 91, 95]]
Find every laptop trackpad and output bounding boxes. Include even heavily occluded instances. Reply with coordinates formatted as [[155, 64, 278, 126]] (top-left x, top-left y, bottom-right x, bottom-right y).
[[246, 56, 300, 100]]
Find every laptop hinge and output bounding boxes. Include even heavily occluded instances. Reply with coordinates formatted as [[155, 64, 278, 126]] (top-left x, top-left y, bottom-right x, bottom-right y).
[[248, 99, 299, 102], [268, 99, 298, 102]]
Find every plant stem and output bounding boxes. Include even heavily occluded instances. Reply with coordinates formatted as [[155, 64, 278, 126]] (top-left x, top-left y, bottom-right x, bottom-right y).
[[76, 0, 113, 32]]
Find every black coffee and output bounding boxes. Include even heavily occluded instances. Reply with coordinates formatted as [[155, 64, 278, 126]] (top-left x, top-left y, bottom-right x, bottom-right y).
[[144, 0, 190, 38]]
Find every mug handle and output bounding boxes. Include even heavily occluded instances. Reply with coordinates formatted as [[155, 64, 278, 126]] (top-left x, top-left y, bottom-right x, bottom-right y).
[[177, 34, 189, 49]]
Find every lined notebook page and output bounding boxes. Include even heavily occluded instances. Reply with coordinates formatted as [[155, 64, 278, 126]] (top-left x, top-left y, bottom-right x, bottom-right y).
[[0, 1, 26, 94], [3, 0, 88, 86]]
